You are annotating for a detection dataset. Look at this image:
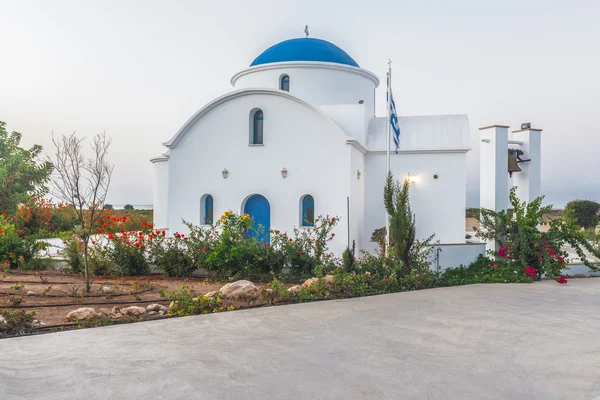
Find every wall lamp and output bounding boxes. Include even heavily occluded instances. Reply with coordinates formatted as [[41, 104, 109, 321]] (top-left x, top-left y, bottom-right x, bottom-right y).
[[408, 173, 418, 183], [222, 168, 228, 179], [281, 167, 287, 179]]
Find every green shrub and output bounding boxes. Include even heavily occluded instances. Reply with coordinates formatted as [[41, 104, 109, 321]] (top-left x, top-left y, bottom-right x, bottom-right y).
[[565, 199, 600, 231], [148, 233, 196, 277], [439, 255, 532, 286], [0, 216, 44, 269], [0, 310, 37, 337], [106, 239, 149, 276], [60, 233, 84, 273], [159, 285, 232, 316]]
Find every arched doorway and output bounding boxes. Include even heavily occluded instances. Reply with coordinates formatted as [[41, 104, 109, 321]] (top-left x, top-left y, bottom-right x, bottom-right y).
[[243, 194, 270, 243]]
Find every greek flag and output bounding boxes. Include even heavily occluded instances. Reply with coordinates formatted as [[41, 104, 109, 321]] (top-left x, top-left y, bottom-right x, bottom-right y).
[[389, 88, 400, 152]]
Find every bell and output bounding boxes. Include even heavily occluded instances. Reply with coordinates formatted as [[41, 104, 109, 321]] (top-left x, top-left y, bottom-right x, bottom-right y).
[[508, 154, 522, 177]]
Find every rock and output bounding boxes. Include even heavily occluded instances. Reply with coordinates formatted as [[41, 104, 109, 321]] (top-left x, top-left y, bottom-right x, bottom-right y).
[[120, 306, 146, 316], [219, 280, 262, 302], [158, 310, 165, 316], [204, 291, 219, 298], [26, 291, 37, 296], [265, 288, 274, 294], [288, 285, 302, 293], [0, 316, 6, 324], [146, 303, 167, 312], [111, 306, 121, 314], [302, 275, 335, 288], [112, 313, 123, 319], [302, 277, 319, 288], [66, 307, 98, 321], [98, 308, 112, 317], [101, 286, 112, 294], [192, 297, 199, 302], [169, 301, 176, 309], [148, 311, 157, 316]]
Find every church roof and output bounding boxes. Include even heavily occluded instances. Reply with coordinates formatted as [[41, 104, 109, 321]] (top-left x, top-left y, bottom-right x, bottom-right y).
[[366, 115, 471, 152], [250, 38, 359, 67]]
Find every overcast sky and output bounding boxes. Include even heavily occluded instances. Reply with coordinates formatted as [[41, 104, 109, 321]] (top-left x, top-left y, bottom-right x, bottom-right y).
[[1, 0, 599, 208]]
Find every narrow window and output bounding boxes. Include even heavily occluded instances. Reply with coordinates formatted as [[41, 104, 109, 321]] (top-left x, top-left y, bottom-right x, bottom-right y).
[[301, 195, 315, 226], [203, 195, 213, 224], [280, 74, 290, 91], [252, 109, 263, 144]]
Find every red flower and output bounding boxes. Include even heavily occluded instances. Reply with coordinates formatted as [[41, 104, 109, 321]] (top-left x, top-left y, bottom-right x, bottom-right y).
[[558, 257, 565, 264], [263, 243, 268, 248], [556, 276, 568, 284], [538, 257, 543, 261], [331, 218, 336, 223], [331, 233, 335, 237], [491, 263, 499, 268], [297, 250, 302, 255], [498, 246, 509, 258], [108, 232, 114, 240], [524, 266, 537, 278], [202, 247, 207, 252], [289, 238, 293, 242]]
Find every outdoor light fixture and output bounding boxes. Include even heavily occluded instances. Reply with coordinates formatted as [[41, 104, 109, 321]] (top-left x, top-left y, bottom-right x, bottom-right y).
[[408, 173, 418, 183], [222, 168, 228, 179], [281, 167, 287, 178]]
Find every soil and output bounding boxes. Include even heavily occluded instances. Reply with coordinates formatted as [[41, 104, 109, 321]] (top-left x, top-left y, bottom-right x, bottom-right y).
[[0, 271, 275, 327]]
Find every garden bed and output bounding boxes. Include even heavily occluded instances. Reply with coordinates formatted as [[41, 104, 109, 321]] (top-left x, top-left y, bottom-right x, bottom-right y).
[[0, 270, 275, 328]]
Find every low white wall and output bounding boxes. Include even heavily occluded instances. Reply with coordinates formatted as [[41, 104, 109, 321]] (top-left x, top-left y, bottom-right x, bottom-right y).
[[427, 243, 487, 270]]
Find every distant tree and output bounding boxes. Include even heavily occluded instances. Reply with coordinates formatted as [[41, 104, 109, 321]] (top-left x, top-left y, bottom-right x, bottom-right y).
[[123, 204, 134, 210], [51, 131, 113, 293], [384, 172, 415, 277], [565, 200, 600, 231], [103, 204, 113, 210], [0, 121, 53, 216]]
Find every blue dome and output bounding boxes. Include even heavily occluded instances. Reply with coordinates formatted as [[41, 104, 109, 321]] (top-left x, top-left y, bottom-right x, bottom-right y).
[[250, 38, 359, 67]]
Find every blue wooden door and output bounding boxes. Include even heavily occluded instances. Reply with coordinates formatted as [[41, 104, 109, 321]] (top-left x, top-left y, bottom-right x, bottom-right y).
[[244, 194, 270, 243]]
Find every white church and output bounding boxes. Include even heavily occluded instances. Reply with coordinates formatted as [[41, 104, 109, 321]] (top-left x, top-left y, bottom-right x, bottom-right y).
[[151, 35, 542, 267]]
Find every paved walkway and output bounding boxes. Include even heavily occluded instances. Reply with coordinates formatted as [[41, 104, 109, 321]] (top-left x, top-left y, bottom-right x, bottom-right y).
[[2, 280, 600, 400]]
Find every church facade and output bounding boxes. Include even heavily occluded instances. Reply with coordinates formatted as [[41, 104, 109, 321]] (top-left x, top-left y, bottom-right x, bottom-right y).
[[151, 37, 472, 256]]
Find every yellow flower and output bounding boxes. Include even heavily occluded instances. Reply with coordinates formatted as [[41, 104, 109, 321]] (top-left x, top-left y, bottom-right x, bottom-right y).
[[241, 214, 249, 221]]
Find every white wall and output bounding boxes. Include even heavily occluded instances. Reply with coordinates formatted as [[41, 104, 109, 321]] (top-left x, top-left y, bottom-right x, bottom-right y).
[[151, 158, 169, 229], [165, 92, 354, 255], [349, 145, 365, 250], [232, 63, 377, 124], [427, 243, 487, 270], [364, 151, 467, 251]]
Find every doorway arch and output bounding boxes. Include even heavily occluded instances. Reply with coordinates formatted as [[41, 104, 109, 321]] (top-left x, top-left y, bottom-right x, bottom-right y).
[[243, 194, 270, 243]]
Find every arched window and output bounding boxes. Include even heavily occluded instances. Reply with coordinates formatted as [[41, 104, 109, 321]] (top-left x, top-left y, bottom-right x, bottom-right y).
[[251, 109, 263, 145], [280, 74, 290, 91], [202, 195, 213, 225], [301, 195, 314, 227]]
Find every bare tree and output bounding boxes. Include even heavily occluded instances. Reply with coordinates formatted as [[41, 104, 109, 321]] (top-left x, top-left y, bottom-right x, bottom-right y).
[[51, 132, 113, 293]]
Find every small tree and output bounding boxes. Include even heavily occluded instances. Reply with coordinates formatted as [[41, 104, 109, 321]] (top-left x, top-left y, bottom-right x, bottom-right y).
[[124, 204, 134, 210], [384, 172, 416, 276], [564, 200, 600, 232], [103, 204, 114, 210], [0, 121, 53, 216], [51, 132, 113, 292]]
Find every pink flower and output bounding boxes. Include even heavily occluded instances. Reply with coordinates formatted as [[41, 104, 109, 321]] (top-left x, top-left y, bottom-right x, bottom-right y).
[[4, 260, 9, 264], [556, 276, 568, 284], [558, 257, 565, 264], [498, 246, 509, 258], [491, 263, 499, 269]]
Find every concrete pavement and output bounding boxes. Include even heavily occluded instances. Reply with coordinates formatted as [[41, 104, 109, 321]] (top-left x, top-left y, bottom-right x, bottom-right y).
[[2, 280, 600, 399]]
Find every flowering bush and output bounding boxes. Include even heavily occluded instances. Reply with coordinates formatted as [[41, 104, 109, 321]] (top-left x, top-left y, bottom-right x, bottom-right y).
[[438, 255, 533, 286], [270, 215, 339, 280], [0, 215, 44, 269], [475, 187, 599, 280], [147, 230, 196, 277]]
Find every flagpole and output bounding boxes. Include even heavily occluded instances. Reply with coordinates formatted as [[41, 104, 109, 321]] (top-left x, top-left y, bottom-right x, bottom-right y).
[[385, 59, 392, 248]]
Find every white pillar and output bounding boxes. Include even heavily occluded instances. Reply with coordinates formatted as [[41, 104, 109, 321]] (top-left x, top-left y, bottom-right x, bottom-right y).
[[479, 125, 509, 254], [512, 127, 542, 203], [150, 154, 170, 230]]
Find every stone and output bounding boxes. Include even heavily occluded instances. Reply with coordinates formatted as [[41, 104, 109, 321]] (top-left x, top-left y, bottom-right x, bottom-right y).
[[66, 307, 98, 321], [288, 285, 302, 293], [111, 306, 121, 314], [265, 288, 274, 294], [158, 310, 165, 316], [148, 311, 157, 316], [302, 277, 319, 288], [98, 308, 112, 317], [146, 303, 167, 312], [120, 306, 146, 316], [101, 286, 112, 294], [169, 301, 177, 309], [0, 316, 6, 324], [204, 291, 219, 298], [323, 275, 336, 284], [192, 297, 199, 302], [112, 313, 123, 319], [219, 280, 263, 302], [26, 291, 37, 296]]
